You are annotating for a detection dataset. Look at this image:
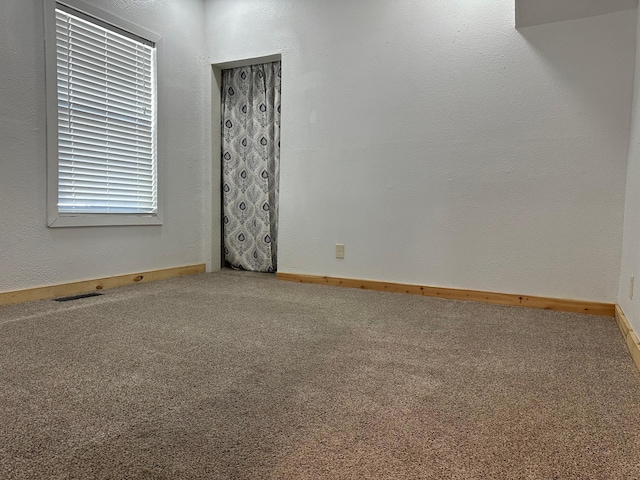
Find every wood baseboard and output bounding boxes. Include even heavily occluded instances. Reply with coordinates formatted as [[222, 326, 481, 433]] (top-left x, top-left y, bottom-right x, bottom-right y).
[[0, 264, 206, 306], [614, 305, 640, 373], [276, 272, 615, 317]]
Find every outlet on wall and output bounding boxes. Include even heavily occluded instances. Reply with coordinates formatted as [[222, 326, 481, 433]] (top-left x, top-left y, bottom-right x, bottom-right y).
[[335, 244, 345, 259], [631, 276, 635, 300]]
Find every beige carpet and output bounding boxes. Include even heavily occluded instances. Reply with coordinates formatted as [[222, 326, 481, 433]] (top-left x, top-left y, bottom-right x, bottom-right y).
[[0, 270, 639, 479]]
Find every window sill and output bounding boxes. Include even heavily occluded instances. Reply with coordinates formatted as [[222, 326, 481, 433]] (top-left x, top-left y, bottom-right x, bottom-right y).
[[47, 213, 162, 228]]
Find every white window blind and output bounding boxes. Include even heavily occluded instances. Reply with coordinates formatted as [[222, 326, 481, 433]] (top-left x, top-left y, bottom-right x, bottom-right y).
[[55, 5, 157, 214]]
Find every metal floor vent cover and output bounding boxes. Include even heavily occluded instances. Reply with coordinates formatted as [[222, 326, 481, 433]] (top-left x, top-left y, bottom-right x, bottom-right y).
[[54, 292, 103, 302]]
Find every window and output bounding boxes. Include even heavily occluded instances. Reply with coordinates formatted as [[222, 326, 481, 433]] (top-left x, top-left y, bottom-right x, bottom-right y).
[[45, 0, 161, 227]]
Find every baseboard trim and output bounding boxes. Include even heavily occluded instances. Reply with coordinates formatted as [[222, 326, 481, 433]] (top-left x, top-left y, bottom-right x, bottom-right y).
[[276, 272, 615, 317], [0, 264, 206, 306], [614, 305, 640, 373]]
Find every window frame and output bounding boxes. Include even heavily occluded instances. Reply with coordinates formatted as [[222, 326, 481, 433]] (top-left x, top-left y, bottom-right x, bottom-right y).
[[44, 0, 163, 227]]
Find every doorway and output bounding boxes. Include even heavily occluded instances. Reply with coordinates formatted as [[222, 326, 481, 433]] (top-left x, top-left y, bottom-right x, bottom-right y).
[[220, 61, 281, 273]]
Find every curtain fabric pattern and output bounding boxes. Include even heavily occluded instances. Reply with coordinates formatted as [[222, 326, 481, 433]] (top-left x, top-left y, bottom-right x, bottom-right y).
[[221, 62, 281, 272]]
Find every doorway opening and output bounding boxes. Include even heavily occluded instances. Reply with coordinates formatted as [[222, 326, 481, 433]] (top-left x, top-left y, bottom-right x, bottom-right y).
[[214, 56, 281, 273]]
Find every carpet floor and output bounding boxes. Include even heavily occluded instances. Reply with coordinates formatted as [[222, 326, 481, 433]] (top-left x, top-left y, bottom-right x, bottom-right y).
[[0, 270, 639, 479]]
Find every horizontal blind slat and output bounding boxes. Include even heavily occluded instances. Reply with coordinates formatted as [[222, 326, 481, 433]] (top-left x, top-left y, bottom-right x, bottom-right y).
[[56, 53, 153, 92], [61, 16, 154, 62], [59, 127, 154, 147], [57, 72, 153, 107], [58, 90, 152, 119], [59, 190, 156, 201], [58, 135, 153, 153], [59, 137, 154, 156], [58, 47, 153, 87], [58, 107, 153, 130], [57, 72, 152, 108], [59, 176, 154, 188], [64, 41, 153, 75], [59, 155, 155, 173], [64, 22, 153, 59], [57, 124, 154, 147], [59, 166, 156, 183], [57, 107, 153, 130]]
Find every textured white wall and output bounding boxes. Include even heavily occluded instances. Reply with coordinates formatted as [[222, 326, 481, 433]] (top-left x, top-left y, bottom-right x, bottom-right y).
[[205, 0, 636, 302], [516, 0, 638, 28], [619, 11, 640, 333], [0, 0, 206, 292]]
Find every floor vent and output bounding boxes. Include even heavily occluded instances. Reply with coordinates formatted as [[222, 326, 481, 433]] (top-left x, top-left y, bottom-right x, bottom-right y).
[[54, 292, 103, 302]]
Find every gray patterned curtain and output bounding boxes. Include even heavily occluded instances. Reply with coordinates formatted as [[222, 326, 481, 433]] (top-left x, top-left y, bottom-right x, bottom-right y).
[[221, 62, 281, 272]]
